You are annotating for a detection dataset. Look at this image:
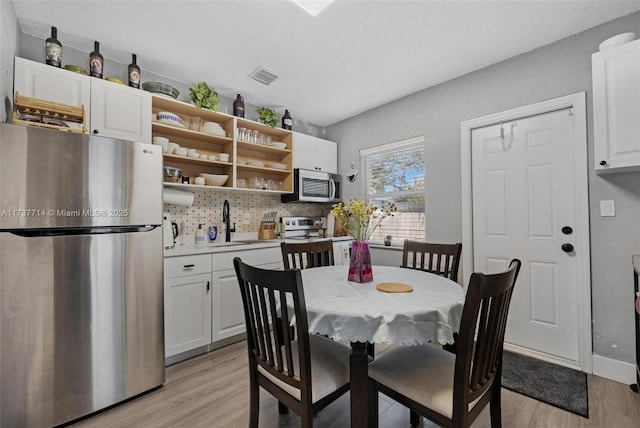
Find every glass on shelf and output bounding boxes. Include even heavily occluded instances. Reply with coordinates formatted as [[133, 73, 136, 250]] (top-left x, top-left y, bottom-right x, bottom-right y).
[[238, 127, 247, 142], [250, 130, 259, 144], [190, 116, 202, 131]]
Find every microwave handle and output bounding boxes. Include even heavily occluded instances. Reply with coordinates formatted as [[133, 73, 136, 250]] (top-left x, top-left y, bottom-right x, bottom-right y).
[[329, 179, 336, 200]]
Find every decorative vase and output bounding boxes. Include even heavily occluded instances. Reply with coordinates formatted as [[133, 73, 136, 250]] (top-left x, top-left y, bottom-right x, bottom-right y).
[[348, 240, 373, 283]]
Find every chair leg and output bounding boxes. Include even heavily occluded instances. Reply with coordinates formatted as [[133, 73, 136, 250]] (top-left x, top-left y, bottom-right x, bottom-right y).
[[368, 379, 379, 428], [409, 409, 420, 427], [490, 391, 503, 428], [301, 406, 313, 428], [249, 380, 259, 428], [278, 400, 289, 414]]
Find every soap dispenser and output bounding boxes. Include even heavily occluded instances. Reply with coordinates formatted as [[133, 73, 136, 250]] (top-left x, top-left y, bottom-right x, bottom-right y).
[[195, 224, 206, 244]]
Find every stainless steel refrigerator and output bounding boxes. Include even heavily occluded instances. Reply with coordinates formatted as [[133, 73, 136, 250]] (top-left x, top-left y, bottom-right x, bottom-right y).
[[0, 123, 165, 427]]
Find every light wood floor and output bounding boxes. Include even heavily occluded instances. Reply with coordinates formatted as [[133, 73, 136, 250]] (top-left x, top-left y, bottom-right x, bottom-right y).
[[73, 341, 640, 427]]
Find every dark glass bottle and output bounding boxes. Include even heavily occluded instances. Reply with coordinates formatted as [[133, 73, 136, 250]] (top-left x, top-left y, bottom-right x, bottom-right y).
[[233, 94, 245, 117], [128, 54, 140, 88], [45, 26, 62, 68], [89, 41, 103, 78], [282, 109, 292, 130]]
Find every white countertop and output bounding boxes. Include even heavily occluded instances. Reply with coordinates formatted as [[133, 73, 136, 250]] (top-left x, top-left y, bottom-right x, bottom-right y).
[[164, 234, 354, 257]]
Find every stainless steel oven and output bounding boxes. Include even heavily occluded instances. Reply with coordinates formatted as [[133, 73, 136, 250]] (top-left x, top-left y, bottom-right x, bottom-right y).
[[281, 169, 341, 203]]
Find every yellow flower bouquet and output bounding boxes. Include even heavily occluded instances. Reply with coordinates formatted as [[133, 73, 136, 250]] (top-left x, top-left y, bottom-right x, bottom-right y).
[[330, 199, 396, 283], [330, 198, 397, 242]]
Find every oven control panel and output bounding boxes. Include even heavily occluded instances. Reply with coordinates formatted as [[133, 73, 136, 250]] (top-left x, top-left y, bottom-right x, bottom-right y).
[[281, 216, 325, 237]]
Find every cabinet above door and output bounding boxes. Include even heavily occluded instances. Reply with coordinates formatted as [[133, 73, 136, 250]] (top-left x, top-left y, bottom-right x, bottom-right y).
[[592, 39, 640, 174]]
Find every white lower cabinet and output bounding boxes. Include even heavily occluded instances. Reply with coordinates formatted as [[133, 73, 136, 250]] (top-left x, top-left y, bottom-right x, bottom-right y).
[[164, 245, 283, 362], [164, 254, 212, 358], [211, 247, 283, 343], [211, 269, 245, 342]]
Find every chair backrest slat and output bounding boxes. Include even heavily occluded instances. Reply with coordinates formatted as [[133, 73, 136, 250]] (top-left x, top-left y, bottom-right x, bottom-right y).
[[453, 259, 521, 416], [281, 241, 335, 271], [401, 240, 462, 281], [234, 257, 313, 393]]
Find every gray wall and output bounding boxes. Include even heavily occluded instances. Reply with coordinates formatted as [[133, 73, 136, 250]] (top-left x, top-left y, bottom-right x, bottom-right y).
[[328, 13, 640, 365], [0, 1, 18, 122]]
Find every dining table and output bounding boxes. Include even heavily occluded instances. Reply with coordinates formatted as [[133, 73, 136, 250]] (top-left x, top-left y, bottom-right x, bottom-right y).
[[299, 264, 465, 428]]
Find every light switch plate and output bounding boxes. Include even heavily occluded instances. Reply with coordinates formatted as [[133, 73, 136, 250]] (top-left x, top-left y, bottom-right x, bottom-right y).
[[600, 200, 615, 217], [243, 212, 251, 224]]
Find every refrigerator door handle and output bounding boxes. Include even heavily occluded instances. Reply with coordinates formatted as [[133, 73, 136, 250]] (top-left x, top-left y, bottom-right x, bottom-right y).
[[5, 225, 158, 237]]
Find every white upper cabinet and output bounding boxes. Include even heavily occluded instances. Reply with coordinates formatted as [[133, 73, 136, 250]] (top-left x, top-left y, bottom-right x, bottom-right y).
[[90, 78, 151, 142], [292, 132, 337, 174], [592, 39, 640, 174], [14, 56, 90, 110], [14, 57, 151, 143]]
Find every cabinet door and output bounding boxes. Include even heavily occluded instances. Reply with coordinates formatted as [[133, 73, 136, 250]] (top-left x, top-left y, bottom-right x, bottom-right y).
[[212, 269, 246, 342], [90, 78, 151, 142], [14, 57, 90, 128], [592, 39, 640, 173], [164, 272, 212, 357], [293, 132, 338, 173]]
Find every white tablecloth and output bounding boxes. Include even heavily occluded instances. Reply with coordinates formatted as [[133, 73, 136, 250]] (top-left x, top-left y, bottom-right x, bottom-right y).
[[300, 265, 464, 346]]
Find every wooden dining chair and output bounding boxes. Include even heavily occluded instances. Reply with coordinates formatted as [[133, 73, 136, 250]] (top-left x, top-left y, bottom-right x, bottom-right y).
[[401, 240, 462, 281], [233, 257, 350, 428], [281, 240, 335, 270], [367, 259, 521, 428]]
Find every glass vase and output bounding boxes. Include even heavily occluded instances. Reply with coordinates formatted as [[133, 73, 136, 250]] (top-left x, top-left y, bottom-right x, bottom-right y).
[[348, 240, 373, 283]]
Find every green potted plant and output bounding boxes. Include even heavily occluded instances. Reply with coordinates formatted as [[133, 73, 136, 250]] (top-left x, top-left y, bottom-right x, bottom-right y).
[[256, 107, 280, 128], [189, 82, 219, 111]]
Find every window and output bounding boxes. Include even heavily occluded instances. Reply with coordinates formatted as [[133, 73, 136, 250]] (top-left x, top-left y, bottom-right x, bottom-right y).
[[361, 136, 425, 242]]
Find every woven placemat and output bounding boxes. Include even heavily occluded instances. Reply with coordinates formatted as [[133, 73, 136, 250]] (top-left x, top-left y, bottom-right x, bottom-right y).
[[376, 282, 413, 293]]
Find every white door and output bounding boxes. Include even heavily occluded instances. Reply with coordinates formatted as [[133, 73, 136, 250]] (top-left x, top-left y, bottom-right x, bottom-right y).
[[471, 108, 584, 366]]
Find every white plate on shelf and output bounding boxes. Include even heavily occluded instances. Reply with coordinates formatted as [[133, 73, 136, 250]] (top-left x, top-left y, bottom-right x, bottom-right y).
[[247, 160, 264, 167], [271, 142, 287, 149], [266, 162, 287, 170], [155, 119, 186, 128], [237, 159, 247, 165]]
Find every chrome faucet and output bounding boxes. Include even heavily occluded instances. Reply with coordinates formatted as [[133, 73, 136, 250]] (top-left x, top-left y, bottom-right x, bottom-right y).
[[222, 199, 235, 242]]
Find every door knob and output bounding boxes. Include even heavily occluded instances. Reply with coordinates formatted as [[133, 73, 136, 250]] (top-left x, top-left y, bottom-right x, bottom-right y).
[[562, 226, 573, 235], [599, 160, 607, 166], [561, 243, 574, 253], [93, 129, 99, 134]]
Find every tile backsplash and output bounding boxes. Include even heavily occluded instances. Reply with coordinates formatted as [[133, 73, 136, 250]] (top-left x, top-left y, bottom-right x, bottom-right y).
[[164, 190, 326, 238]]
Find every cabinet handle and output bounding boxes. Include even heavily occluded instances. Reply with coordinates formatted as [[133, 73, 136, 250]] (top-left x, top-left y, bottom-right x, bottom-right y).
[[599, 160, 607, 166], [183, 264, 195, 270], [206, 281, 210, 293], [93, 129, 99, 134]]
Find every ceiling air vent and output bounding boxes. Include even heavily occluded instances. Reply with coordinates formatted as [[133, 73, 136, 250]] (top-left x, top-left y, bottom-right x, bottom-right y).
[[249, 67, 279, 86]]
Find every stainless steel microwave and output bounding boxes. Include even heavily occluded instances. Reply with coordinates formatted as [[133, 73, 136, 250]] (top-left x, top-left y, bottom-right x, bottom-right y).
[[281, 169, 341, 203]]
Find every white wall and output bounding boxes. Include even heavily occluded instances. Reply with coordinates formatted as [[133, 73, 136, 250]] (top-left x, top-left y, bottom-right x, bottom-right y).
[[0, 1, 18, 122], [328, 12, 640, 368]]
